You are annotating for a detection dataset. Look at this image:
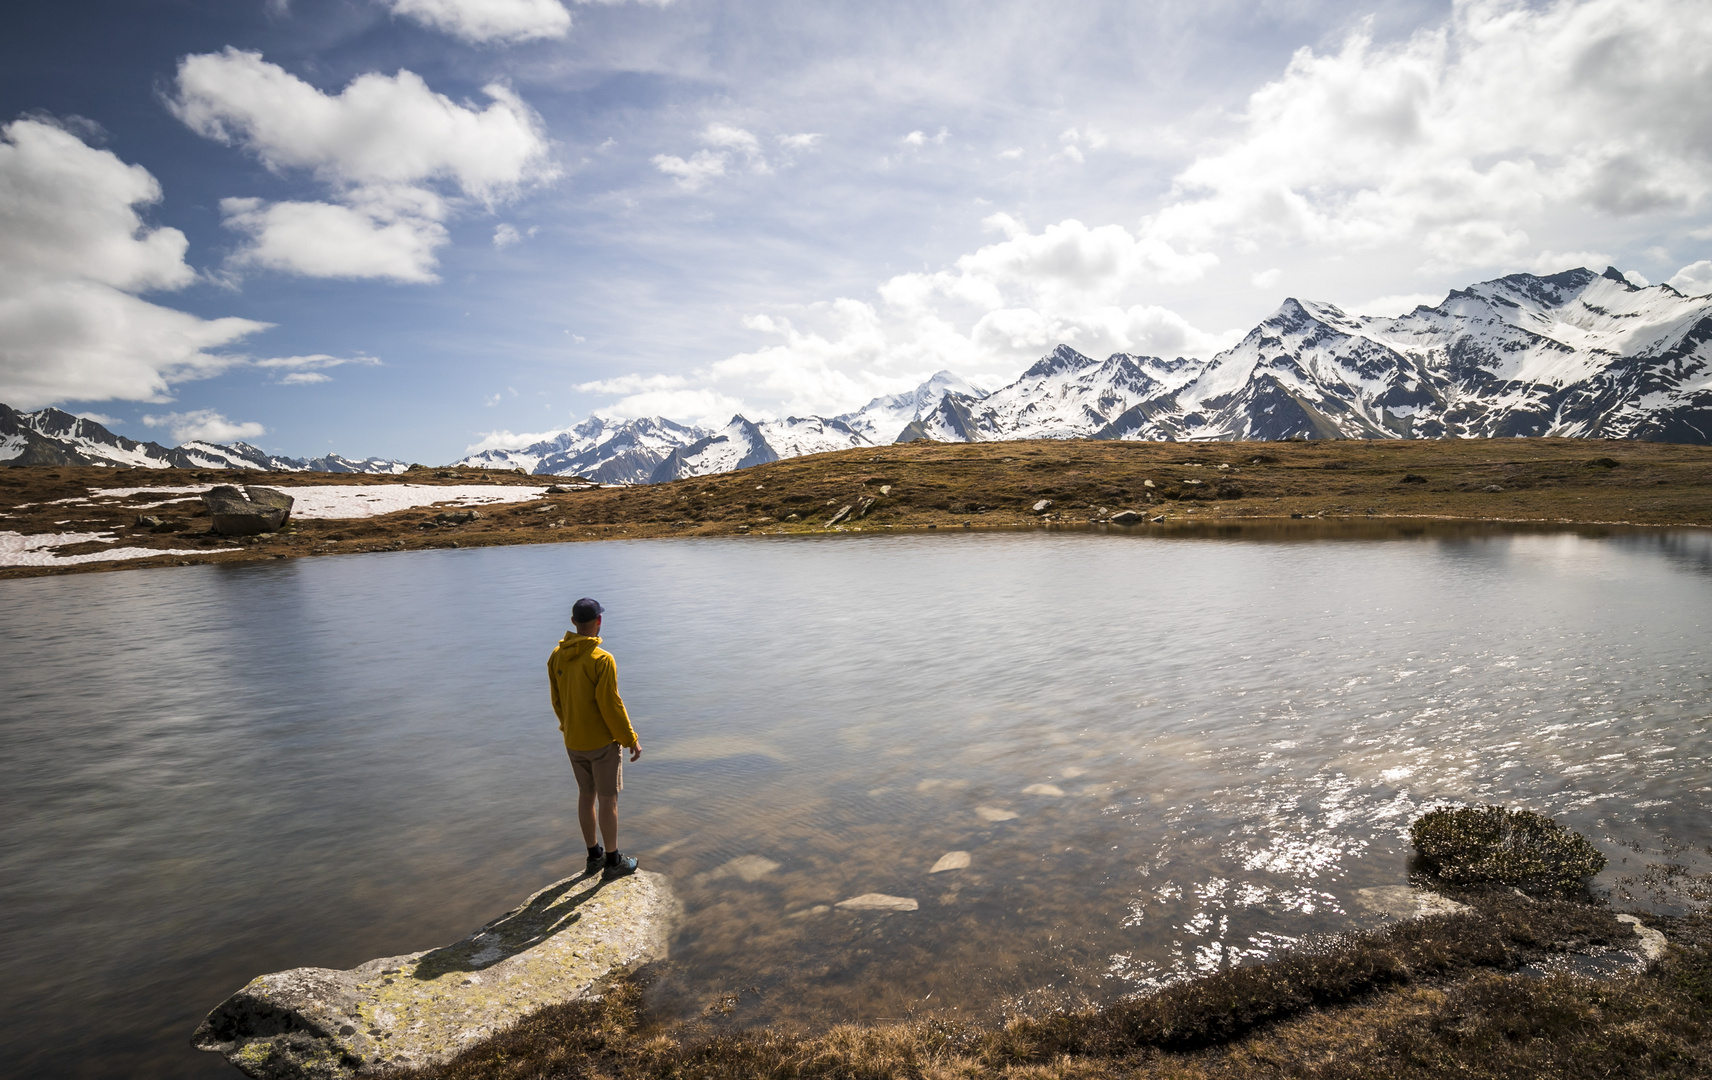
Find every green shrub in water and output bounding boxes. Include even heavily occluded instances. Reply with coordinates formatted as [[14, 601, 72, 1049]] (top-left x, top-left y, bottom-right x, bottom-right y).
[[1410, 805, 1606, 897]]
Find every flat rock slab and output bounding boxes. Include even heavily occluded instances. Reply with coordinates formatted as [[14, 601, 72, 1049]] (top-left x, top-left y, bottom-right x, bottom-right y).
[[1353, 885, 1471, 920], [837, 893, 919, 912], [194, 870, 676, 1079]]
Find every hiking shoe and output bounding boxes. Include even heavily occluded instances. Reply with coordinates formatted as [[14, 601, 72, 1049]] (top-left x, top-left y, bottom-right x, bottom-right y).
[[585, 847, 605, 876], [601, 854, 639, 881]]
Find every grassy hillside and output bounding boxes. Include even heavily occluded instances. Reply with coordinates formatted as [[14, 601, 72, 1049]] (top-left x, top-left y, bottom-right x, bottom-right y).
[[2, 437, 1709, 578]]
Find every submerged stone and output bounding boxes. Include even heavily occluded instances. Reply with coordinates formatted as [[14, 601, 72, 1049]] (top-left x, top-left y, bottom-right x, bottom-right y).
[[836, 893, 918, 912], [705, 854, 780, 882], [1352, 885, 1470, 920], [929, 851, 971, 873], [193, 870, 677, 1079]]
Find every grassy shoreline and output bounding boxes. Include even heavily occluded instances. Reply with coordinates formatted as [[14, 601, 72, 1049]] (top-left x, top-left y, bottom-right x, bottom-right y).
[[393, 889, 1710, 1080], [2, 437, 1709, 580]]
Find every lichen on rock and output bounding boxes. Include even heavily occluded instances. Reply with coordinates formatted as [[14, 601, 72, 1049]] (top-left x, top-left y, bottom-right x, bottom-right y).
[[193, 870, 677, 1079]]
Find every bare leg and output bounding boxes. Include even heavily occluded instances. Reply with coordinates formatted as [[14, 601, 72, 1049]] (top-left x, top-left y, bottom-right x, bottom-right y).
[[597, 793, 619, 854], [577, 791, 598, 848]]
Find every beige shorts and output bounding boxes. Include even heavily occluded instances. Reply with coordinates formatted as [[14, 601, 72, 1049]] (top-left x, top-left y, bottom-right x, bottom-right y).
[[567, 741, 623, 797]]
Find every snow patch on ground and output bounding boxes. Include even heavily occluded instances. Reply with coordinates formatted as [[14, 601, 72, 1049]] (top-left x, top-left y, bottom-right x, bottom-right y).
[[82, 484, 550, 519], [0, 531, 202, 567]]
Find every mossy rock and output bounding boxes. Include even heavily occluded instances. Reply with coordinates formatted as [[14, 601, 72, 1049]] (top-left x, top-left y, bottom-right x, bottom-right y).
[[1410, 805, 1606, 897]]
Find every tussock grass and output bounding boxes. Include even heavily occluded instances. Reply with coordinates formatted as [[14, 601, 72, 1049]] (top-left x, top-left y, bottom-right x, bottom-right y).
[[396, 901, 1709, 1080], [1411, 805, 1607, 897]]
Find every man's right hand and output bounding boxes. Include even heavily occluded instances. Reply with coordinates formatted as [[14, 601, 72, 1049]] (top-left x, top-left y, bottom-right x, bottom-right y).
[[628, 740, 642, 762]]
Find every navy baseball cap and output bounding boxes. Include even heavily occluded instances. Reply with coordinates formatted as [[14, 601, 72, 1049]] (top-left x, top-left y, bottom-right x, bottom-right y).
[[572, 597, 604, 623]]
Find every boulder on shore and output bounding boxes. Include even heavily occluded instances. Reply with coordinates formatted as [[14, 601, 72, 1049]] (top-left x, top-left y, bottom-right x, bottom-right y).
[[193, 870, 677, 1079], [204, 486, 293, 536]]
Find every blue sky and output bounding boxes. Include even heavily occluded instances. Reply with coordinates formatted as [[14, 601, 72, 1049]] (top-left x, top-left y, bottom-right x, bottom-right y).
[[3, 0, 1711, 463]]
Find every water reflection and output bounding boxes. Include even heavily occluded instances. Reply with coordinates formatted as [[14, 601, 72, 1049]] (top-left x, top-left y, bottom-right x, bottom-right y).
[[0, 526, 1707, 1076]]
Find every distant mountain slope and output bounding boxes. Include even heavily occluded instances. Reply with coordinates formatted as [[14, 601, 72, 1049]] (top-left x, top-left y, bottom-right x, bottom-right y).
[[834, 370, 989, 443], [916, 266, 1711, 446], [455, 415, 708, 484], [649, 416, 781, 482], [0, 405, 409, 473]]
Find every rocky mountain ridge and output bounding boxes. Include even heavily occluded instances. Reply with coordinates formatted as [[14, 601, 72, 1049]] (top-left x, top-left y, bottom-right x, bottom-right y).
[[464, 267, 1709, 481], [7, 268, 1707, 481], [0, 404, 409, 473]]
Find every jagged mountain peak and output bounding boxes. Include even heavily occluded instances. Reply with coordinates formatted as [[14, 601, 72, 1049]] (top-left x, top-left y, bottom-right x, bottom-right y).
[[1019, 344, 1098, 379]]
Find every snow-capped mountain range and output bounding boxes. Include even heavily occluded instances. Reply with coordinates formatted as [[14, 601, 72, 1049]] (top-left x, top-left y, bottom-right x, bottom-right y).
[[6, 268, 1707, 481], [462, 267, 1708, 480], [0, 404, 408, 473]]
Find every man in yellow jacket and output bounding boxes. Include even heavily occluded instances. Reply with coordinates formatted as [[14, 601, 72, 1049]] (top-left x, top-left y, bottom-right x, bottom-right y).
[[548, 597, 642, 881]]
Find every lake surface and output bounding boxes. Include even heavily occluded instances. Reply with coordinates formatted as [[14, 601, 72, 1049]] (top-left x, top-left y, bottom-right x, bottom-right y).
[[1, 526, 1709, 1078]]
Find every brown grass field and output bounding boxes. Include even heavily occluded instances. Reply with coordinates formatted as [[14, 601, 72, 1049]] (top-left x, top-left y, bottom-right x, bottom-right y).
[[2, 437, 1709, 579]]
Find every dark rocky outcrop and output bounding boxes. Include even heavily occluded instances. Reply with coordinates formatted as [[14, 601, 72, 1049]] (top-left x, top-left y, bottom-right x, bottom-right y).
[[204, 486, 294, 536]]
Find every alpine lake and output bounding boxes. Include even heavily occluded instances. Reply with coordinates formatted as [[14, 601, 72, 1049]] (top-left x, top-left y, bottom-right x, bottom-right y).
[[1, 522, 1708, 1078]]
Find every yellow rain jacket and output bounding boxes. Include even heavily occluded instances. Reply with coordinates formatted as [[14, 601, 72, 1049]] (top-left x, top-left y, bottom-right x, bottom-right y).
[[547, 632, 639, 752]]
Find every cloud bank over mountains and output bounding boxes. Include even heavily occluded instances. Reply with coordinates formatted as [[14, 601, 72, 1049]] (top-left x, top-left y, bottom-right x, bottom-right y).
[[575, 0, 1712, 431]]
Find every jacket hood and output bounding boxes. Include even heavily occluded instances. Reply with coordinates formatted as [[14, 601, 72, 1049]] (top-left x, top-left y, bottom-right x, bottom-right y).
[[556, 631, 601, 655]]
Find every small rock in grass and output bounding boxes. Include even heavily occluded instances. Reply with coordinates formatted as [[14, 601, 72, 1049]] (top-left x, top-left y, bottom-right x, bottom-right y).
[[1110, 510, 1143, 525], [929, 851, 971, 873], [1616, 915, 1666, 960], [1032, 499, 1053, 514]]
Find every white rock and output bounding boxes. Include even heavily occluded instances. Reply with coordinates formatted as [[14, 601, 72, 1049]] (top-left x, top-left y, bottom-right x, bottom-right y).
[[194, 871, 676, 1079], [975, 806, 1019, 822], [1022, 783, 1065, 796], [929, 851, 971, 873], [836, 893, 919, 912], [1616, 914, 1667, 960]]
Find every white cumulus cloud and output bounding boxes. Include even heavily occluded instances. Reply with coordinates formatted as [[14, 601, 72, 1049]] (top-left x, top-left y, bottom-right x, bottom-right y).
[[1667, 259, 1712, 296], [653, 122, 781, 189], [382, 0, 571, 43], [1146, 0, 1712, 274], [254, 353, 381, 384], [578, 215, 1238, 423], [0, 118, 268, 409], [142, 409, 266, 443], [171, 49, 555, 281]]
